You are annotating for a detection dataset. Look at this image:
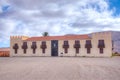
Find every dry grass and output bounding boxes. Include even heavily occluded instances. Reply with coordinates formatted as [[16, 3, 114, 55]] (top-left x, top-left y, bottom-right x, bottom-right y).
[[0, 57, 120, 80]]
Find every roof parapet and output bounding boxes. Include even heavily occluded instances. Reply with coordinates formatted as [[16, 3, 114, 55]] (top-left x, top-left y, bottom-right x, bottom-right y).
[[92, 31, 111, 37], [10, 36, 29, 40]]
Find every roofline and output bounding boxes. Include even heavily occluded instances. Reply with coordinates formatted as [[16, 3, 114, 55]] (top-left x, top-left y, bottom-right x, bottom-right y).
[[24, 34, 91, 41]]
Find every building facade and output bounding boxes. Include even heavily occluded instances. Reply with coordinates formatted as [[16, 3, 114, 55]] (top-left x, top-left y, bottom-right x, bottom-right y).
[[10, 32, 112, 57]]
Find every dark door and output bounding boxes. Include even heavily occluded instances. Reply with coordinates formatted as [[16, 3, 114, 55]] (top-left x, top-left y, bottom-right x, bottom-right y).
[[51, 40, 58, 56]]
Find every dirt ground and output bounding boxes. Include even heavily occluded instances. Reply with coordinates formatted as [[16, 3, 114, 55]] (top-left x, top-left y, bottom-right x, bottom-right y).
[[0, 57, 120, 80]]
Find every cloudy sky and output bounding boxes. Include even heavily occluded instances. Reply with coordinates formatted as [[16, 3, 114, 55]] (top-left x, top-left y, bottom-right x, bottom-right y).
[[0, 0, 120, 47]]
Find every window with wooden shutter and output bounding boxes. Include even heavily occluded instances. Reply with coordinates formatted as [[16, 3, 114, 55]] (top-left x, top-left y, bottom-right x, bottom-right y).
[[63, 41, 69, 53], [98, 40, 105, 54], [74, 40, 80, 53], [22, 42, 28, 54], [31, 42, 37, 54], [85, 40, 92, 54], [40, 41, 47, 53], [13, 43, 19, 54]]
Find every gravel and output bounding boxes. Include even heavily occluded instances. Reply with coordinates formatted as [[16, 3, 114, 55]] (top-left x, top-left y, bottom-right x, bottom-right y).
[[0, 57, 120, 80]]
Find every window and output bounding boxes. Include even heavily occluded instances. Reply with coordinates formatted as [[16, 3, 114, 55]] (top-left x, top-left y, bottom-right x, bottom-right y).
[[42, 41, 46, 45], [98, 40, 105, 54], [74, 40, 80, 53], [22, 42, 28, 54], [23, 42, 27, 45], [63, 41, 69, 53], [100, 48, 103, 53], [85, 40, 92, 48], [75, 40, 80, 44], [32, 42, 36, 46], [13, 43, 19, 54], [75, 48, 79, 53], [98, 40, 105, 48], [85, 40, 92, 54], [64, 41, 68, 45], [87, 48, 91, 53], [40, 41, 47, 53], [31, 42, 37, 54]]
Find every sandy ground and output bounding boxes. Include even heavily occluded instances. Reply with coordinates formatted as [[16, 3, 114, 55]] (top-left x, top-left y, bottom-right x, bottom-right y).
[[0, 57, 120, 80]]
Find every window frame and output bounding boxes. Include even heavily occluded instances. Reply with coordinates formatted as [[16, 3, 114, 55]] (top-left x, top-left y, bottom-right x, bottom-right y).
[[31, 42, 37, 54], [22, 42, 28, 54], [41, 41, 47, 53], [13, 43, 19, 54]]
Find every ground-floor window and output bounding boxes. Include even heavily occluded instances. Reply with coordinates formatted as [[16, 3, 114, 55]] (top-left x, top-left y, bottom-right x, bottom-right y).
[[75, 48, 79, 54], [64, 48, 68, 53], [40, 41, 47, 53], [63, 40, 69, 53], [85, 40, 92, 54], [31, 42, 37, 54], [42, 49, 45, 53], [74, 40, 80, 54], [13, 43, 19, 54], [98, 40, 105, 54], [87, 48, 91, 53], [22, 42, 28, 54], [100, 48, 103, 53]]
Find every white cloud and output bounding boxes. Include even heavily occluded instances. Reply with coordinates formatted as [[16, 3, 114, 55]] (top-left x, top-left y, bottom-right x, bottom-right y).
[[0, 7, 2, 13], [0, 0, 120, 47]]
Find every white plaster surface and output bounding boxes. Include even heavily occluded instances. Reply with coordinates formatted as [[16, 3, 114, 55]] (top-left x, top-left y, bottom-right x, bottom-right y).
[[0, 57, 120, 80]]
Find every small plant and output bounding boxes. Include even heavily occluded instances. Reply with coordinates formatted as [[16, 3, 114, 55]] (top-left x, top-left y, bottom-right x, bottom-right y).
[[112, 52, 120, 56], [42, 32, 49, 36]]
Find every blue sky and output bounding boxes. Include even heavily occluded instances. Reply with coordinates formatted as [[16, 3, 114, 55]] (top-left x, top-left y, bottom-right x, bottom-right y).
[[0, 0, 120, 47], [109, 0, 120, 16]]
